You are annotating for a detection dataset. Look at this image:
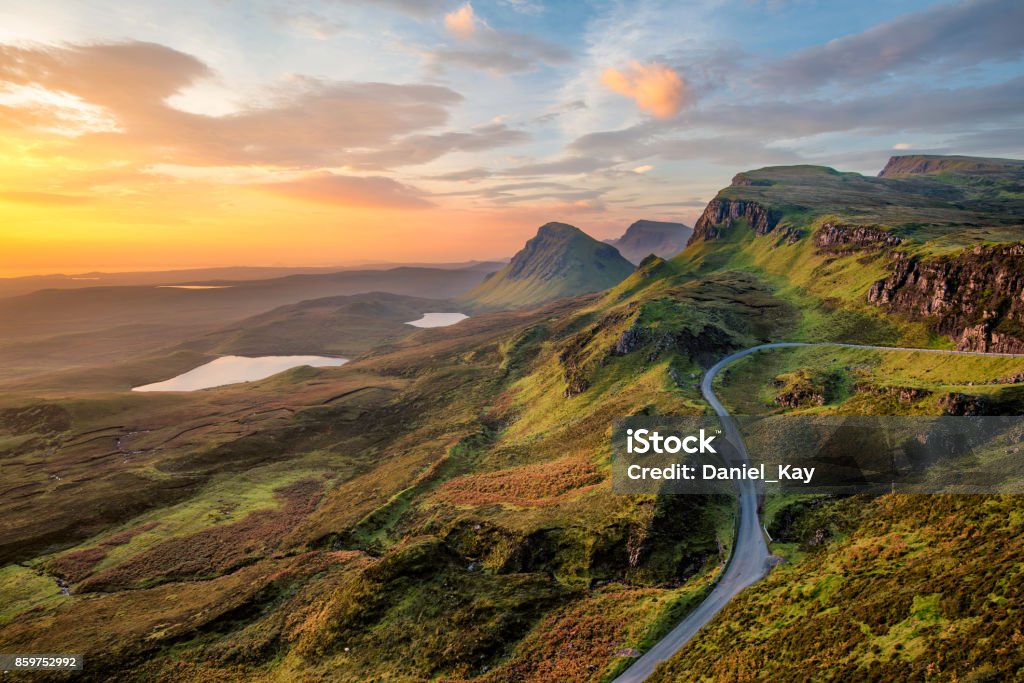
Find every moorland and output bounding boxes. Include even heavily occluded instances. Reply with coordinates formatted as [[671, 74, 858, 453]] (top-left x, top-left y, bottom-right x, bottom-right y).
[[1, 154, 1023, 682]]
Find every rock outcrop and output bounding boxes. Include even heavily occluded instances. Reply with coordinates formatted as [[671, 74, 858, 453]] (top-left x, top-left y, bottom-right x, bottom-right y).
[[937, 392, 989, 416], [815, 222, 902, 255], [854, 383, 930, 404], [867, 243, 1024, 353], [612, 320, 735, 367], [771, 369, 834, 408], [688, 198, 780, 245]]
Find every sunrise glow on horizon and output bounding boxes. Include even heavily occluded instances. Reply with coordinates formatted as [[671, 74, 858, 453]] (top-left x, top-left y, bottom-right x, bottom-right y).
[[2, 0, 1022, 276]]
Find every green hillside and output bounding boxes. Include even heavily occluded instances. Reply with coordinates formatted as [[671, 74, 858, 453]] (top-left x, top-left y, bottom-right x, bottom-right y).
[[2, 155, 1023, 682], [678, 157, 1024, 353], [648, 344, 1024, 682], [464, 222, 635, 310]]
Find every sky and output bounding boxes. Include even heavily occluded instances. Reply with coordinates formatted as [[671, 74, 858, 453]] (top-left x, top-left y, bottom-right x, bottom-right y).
[[0, 0, 1022, 275]]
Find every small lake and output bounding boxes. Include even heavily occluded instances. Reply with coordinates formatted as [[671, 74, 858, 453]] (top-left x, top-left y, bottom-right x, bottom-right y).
[[132, 355, 348, 392], [405, 312, 469, 328]]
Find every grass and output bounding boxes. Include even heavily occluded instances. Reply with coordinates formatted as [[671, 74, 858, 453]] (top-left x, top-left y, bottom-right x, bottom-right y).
[[48, 457, 337, 581], [649, 495, 1024, 682], [3, 156, 1024, 681], [0, 564, 68, 626], [714, 345, 1024, 417], [648, 338, 1024, 681]]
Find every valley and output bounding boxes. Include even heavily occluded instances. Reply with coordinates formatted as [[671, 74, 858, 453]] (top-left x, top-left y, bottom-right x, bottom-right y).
[[1, 155, 1023, 682]]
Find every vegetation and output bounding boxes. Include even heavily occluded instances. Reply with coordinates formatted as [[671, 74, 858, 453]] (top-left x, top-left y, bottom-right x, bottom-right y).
[[646, 343, 1024, 681], [2, 155, 1023, 680], [464, 222, 635, 310]]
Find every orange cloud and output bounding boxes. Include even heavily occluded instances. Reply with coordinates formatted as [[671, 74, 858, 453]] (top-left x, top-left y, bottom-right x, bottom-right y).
[[261, 172, 433, 209], [601, 61, 688, 119], [0, 42, 464, 169], [0, 39, 596, 276], [444, 4, 477, 40]]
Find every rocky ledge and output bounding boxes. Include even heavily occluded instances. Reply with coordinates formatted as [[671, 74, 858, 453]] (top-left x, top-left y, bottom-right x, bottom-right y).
[[688, 198, 780, 244], [815, 222, 902, 255], [867, 243, 1024, 353]]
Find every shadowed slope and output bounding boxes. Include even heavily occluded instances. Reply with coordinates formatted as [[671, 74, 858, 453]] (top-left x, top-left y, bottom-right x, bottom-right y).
[[464, 222, 635, 310]]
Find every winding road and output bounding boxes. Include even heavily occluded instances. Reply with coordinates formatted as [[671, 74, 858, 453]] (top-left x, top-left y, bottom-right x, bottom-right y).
[[613, 341, 1024, 683]]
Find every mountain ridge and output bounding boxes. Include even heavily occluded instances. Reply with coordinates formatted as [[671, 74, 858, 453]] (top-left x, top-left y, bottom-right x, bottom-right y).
[[878, 154, 1024, 178], [606, 219, 693, 264], [463, 222, 634, 309], [683, 154, 1024, 352]]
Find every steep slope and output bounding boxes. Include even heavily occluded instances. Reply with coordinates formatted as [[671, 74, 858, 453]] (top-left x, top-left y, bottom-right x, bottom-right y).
[[607, 219, 693, 264], [684, 156, 1024, 351], [464, 222, 635, 309]]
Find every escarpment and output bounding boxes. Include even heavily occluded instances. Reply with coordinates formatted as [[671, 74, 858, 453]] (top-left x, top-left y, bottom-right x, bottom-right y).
[[688, 198, 780, 244], [868, 243, 1024, 352]]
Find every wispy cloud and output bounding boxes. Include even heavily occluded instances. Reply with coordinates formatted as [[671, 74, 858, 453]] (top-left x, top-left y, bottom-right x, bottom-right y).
[[427, 167, 494, 181], [498, 0, 546, 14], [427, 8, 571, 75], [0, 39, 538, 186], [349, 122, 530, 169], [261, 172, 433, 209], [346, 0, 457, 19], [758, 0, 1024, 90], [500, 155, 608, 176], [278, 11, 348, 40], [0, 42, 470, 169]]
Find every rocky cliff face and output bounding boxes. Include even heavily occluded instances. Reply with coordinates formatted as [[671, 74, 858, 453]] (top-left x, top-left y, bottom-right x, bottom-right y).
[[867, 243, 1024, 352], [814, 222, 902, 255], [688, 198, 780, 245]]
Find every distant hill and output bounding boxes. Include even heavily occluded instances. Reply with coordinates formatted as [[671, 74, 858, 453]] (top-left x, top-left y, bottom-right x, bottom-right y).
[[878, 154, 1024, 178], [185, 292, 453, 358], [0, 262, 504, 299], [0, 265, 496, 390], [0, 265, 494, 340], [463, 222, 635, 309], [606, 219, 693, 264]]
